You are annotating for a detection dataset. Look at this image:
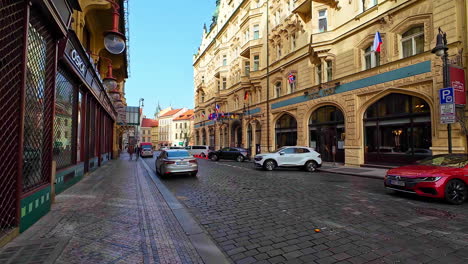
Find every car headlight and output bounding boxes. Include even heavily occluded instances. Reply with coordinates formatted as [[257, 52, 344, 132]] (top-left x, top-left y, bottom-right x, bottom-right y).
[[418, 177, 442, 182]]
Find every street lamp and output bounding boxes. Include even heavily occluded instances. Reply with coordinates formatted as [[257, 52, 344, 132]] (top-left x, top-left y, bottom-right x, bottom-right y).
[[432, 27, 452, 153], [137, 98, 144, 144], [103, 0, 126, 55]]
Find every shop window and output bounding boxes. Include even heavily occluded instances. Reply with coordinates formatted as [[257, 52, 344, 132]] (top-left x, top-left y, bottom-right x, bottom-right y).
[[364, 45, 380, 69], [364, 93, 431, 166], [401, 26, 424, 58], [54, 70, 77, 170], [275, 82, 282, 98], [275, 114, 298, 148], [318, 9, 327, 32]]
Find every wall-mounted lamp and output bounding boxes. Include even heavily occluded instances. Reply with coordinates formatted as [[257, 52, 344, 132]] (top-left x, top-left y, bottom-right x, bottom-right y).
[[89, 52, 118, 91], [104, 0, 126, 55]]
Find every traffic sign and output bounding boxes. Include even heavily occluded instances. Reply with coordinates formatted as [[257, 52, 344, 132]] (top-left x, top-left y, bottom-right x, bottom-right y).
[[439, 87, 454, 104]]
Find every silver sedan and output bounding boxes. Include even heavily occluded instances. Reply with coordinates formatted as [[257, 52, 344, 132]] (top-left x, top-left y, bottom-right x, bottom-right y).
[[155, 149, 198, 177]]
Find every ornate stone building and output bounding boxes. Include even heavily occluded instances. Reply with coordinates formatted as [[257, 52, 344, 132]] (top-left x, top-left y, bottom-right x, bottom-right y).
[[193, 0, 468, 167]]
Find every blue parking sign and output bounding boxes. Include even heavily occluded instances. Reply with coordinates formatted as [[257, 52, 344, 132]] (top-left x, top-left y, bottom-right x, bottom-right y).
[[439, 87, 454, 104]]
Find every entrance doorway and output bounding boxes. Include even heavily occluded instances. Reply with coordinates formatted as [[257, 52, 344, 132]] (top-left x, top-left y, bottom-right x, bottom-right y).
[[275, 114, 297, 148], [309, 106, 345, 163], [364, 93, 432, 166]]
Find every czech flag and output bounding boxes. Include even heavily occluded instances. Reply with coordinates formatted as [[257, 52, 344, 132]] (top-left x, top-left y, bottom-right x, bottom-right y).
[[215, 104, 220, 112], [372, 31, 382, 53]]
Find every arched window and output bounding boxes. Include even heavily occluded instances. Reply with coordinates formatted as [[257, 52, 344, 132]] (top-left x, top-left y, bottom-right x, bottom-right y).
[[275, 114, 297, 148], [401, 26, 424, 58], [275, 82, 281, 98]]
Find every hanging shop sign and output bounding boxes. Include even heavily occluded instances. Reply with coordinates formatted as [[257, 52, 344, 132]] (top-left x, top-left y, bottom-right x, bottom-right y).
[[449, 66, 466, 106]]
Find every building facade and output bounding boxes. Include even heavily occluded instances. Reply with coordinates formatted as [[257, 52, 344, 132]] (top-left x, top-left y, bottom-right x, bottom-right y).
[[158, 108, 188, 147], [0, 0, 129, 243], [193, 0, 468, 167], [173, 110, 195, 147], [141, 118, 158, 144]]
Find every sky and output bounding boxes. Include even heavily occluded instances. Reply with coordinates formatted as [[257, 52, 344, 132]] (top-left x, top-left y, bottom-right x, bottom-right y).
[[125, 0, 215, 118]]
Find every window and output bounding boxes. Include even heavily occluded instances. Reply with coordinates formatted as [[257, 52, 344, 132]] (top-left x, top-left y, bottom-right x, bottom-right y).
[[277, 44, 282, 59], [363, 0, 378, 11], [175, 133, 178, 139], [222, 55, 227, 66], [245, 29, 250, 42], [253, 55, 260, 71], [184, 123, 187, 129], [288, 74, 296, 93], [275, 82, 281, 98], [275, 10, 280, 26], [253, 24, 260, 39], [222, 77, 227, 89], [288, 0, 295, 12], [202, 75, 205, 83], [401, 26, 424, 58], [245, 61, 250, 76], [318, 10, 327, 32], [217, 80, 221, 91], [201, 92, 205, 102], [291, 33, 296, 50], [316, 63, 322, 84], [364, 45, 381, 69], [326, 61, 333, 82]]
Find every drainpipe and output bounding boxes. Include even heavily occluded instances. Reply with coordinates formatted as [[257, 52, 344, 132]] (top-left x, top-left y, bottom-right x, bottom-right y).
[[266, 0, 271, 152]]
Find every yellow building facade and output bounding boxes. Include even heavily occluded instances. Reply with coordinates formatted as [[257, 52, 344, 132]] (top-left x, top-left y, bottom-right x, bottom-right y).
[[193, 0, 468, 167], [73, 0, 129, 157]]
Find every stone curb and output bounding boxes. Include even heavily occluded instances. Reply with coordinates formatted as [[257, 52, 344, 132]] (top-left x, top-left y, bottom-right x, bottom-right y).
[[317, 168, 385, 180], [139, 159, 231, 264]]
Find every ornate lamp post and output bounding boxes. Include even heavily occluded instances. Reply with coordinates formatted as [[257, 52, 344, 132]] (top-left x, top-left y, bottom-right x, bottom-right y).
[[104, 0, 126, 55], [431, 27, 451, 153]]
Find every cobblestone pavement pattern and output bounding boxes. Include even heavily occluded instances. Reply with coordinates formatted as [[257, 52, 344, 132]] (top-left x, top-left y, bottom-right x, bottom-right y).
[[144, 156, 468, 264], [1, 154, 204, 264]]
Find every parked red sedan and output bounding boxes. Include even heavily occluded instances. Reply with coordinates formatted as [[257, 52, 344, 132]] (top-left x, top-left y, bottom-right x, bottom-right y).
[[385, 154, 468, 204]]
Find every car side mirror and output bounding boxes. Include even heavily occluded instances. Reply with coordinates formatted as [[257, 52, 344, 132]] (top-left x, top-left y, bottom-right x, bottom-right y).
[[279, 152, 285, 155]]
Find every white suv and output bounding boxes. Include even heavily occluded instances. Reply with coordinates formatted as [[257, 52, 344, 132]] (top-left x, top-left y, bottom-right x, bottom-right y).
[[185, 145, 213, 157], [254, 146, 322, 172]]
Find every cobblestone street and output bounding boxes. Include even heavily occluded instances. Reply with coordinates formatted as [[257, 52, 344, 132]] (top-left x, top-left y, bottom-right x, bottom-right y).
[[144, 156, 468, 264], [0, 154, 207, 264]]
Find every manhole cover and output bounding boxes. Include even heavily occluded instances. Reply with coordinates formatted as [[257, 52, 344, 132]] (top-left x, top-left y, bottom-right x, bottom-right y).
[[0, 238, 69, 264], [414, 208, 456, 219]]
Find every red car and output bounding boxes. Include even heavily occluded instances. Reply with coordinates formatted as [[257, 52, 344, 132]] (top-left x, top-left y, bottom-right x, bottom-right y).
[[385, 154, 468, 204]]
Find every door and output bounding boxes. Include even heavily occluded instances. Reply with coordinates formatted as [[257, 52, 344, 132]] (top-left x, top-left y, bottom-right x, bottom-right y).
[[276, 147, 296, 166]]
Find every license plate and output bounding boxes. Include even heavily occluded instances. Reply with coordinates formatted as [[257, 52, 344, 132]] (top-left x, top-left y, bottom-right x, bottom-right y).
[[389, 180, 405, 187], [176, 162, 188, 165]]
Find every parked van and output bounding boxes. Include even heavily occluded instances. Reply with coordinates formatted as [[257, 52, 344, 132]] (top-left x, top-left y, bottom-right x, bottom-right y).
[[140, 142, 154, 157], [185, 145, 213, 157]]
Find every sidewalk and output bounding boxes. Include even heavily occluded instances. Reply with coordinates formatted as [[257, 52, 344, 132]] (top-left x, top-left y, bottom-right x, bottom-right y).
[[0, 153, 228, 264], [318, 162, 388, 179]]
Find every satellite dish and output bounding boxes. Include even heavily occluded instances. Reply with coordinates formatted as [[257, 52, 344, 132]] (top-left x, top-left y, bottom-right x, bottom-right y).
[[104, 31, 126, 55]]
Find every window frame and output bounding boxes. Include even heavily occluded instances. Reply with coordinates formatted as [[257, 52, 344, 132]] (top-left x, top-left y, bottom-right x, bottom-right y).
[[318, 9, 327, 33], [253, 24, 260, 40], [401, 26, 425, 58], [326, 60, 333, 82], [275, 82, 282, 98], [253, 55, 260, 71]]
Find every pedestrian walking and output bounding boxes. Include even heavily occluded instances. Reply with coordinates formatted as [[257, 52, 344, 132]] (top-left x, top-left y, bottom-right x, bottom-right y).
[[128, 145, 135, 160], [135, 145, 140, 160]]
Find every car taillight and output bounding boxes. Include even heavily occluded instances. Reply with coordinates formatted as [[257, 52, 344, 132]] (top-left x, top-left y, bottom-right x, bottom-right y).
[[164, 161, 175, 164], [189, 160, 197, 163]]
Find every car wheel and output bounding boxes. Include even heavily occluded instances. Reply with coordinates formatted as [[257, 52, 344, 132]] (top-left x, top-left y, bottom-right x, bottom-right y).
[[236, 155, 244, 162], [191, 171, 198, 177], [211, 154, 218, 161], [201, 153, 206, 157], [445, 179, 467, 205], [304, 161, 318, 172], [263, 160, 276, 171]]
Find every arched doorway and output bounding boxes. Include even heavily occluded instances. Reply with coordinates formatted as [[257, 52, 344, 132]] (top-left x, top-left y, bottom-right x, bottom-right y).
[[255, 120, 261, 154], [275, 114, 297, 148], [364, 93, 431, 166], [231, 120, 242, 147], [209, 127, 215, 147], [201, 129, 206, 145], [247, 124, 252, 150], [309, 106, 345, 163]]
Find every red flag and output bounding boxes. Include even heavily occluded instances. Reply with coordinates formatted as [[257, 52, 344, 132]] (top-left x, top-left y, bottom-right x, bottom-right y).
[[244, 91, 249, 101]]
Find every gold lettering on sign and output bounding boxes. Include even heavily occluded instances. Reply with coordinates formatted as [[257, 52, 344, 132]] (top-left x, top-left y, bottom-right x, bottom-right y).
[[308, 86, 336, 100]]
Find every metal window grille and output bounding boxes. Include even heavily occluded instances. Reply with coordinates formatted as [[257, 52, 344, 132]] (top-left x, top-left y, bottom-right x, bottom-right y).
[[22, 9, 55, 193], [88, 100, 96, 158], [0, 0, 25, 234], [54, 69, 77, 169]]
